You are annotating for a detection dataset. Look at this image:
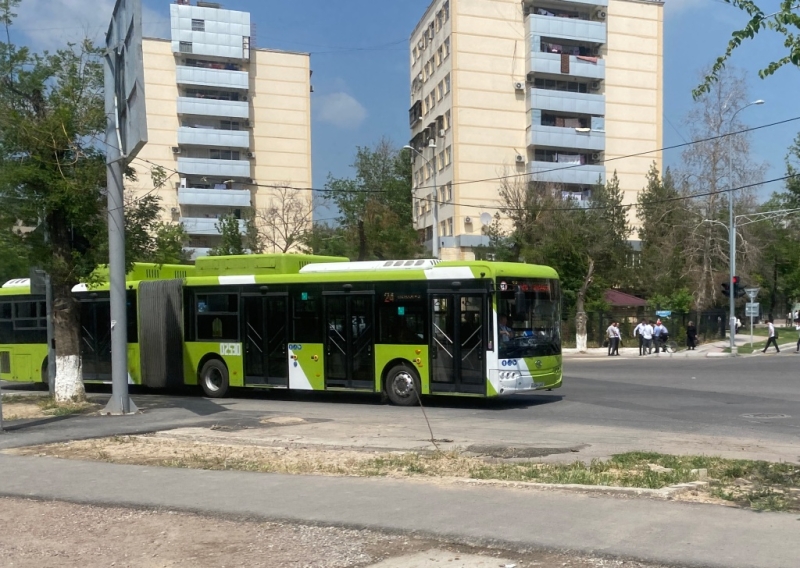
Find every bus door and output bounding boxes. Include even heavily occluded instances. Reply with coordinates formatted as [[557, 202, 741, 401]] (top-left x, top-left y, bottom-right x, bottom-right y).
[[429, 292, 486, 394], [323, 292, 374, 389], [80, 297, 112, 381], [242, 294, 289, 387]]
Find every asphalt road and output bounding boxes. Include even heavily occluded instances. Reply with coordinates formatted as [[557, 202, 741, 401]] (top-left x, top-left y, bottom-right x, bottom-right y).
[[2, 354, 799, 461]]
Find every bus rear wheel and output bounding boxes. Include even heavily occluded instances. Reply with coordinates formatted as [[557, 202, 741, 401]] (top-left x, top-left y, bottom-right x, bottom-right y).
[[199, 359, 229, 398], [384, 365, 420, 407]]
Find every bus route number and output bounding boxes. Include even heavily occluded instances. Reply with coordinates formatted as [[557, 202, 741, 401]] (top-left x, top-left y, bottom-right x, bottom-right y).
[[220, 343, 241, 357]]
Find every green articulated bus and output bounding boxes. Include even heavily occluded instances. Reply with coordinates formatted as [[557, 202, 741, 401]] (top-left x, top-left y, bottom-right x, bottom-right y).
[[0, 254, 562, 405]]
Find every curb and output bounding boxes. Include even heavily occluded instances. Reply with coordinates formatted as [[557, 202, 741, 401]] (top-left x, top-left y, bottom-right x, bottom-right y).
[[457, 478, 709, 499]]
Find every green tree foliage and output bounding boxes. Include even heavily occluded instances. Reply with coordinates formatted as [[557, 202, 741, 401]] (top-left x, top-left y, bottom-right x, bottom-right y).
[[323, 139, 421, 261], [121, 194, 190, 265], [0, 227, 29, 283], [210, 214, 247, 256], [695, 1, 800, 97], [636, 164, 687, 297]]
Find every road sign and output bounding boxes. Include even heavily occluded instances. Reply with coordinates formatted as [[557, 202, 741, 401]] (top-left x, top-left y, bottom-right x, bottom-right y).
[[105, 0, 148, 161], [745, 302, 760, 317], [745, 287, 760, 301]]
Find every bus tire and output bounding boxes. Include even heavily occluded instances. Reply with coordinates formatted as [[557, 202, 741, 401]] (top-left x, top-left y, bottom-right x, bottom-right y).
[[384, 365, 420, 407], [199, 359, 229, 398]]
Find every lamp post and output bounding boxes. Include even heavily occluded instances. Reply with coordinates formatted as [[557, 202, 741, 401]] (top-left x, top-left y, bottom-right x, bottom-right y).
[[404, 143, 439, 259], [727, 99, 764, 355]]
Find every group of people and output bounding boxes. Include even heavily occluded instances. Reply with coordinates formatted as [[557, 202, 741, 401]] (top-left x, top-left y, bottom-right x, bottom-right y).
[[632, 319, 671, 355]]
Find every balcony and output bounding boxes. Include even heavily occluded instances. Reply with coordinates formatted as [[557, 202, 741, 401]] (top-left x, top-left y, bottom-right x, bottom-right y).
[[533, 0, 608, 6], [528, 51, 605, 80], [530, 88, 605, 116], [179, 188, 252, 208], [529, 124, 605, 152], [177, 157, 251, 178], [529, 161, 606, 186], [176, 66, 249, 90], [528, 14, 606, 44], [181, 217, 247, 236], [177, 97, 249, 119], [188, 247, 212, 260], [177, 126, 250, 148]]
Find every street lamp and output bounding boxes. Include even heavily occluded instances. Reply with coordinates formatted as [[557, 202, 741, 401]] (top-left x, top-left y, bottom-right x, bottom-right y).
[[404, 143, 439, 259], [727, 99, 764, 355]]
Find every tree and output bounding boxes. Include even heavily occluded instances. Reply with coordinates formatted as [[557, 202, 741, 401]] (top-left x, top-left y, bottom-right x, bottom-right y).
[[255, 185, 315, 253], [0, 2, 109, 400], [210, 214, 247, 256], [677, 67, 765, 310], [636, 164, 688, 297], [695, 1, 800, 97], [0, 226, 29, 284], [324, 139, 421, 261]]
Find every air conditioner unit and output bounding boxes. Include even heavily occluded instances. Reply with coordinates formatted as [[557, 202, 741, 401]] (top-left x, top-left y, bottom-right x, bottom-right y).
[[464, 216, 472, 224], [514, 81, 525, 91], [244, 119, 252, 128], [418, 40, 425, 49], [595, 9, 607, 20], [171, 146, 181, 154], [247, 152, 255, 159], [590, 81, 601, 91], [591, 153, 601, 161], [515, 154, 525, 163], [439, 128, 446, 137], [180, 178, 187, 188], [417, 73, 424, 82]]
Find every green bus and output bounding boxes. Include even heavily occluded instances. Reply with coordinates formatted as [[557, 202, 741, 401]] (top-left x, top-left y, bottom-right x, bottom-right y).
[[0, 263, 194, 386], [1, 254, 562, 405]]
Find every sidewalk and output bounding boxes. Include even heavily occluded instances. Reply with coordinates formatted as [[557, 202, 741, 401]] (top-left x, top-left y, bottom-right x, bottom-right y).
[[0, 453, 796, 568], [563, 334, 798, 359]]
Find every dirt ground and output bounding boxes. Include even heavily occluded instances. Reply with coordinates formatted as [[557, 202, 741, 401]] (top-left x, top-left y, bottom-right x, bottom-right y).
[[0, 402, 43, 420], [7, 435, 731, 509], [0, 497, 674, 568]]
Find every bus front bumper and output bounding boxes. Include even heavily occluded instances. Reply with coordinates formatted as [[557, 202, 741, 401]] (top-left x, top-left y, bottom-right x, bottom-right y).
[[495, 369, 562, 395]]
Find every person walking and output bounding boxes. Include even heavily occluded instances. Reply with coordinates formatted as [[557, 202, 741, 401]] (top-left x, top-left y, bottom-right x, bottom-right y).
[[611, 322, 621, 356], [606, 321, 617, 356], [633, 319, 646, 356], [642, 320, 654, 354], [686, 321, 698, 350], [762, 319, 780, 353], [795, 319, 800, 353], [653, 320, 669, 353], [735, 317, 742, 335]]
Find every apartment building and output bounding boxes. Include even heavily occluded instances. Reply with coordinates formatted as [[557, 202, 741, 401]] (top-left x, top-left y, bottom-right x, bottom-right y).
[[130, 1, 312, 258], [409, 0, 663, 260]]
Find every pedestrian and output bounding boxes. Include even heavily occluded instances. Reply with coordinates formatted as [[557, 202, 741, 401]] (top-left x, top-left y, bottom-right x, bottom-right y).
[[642, 320, 654, 354], [612, 322, 621, 356], [633, 319, 646, 356], [795, 319, 800, 353], [762, 319, 780, 353], [653, 319, 669, 353], [606, 321, 616, 356], [498, 315, 513, 343], [686, 321, 698, 350], [735, 317, 742, 335]]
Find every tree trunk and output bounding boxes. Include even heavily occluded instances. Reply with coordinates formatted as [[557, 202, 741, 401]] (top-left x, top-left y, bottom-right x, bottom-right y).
[[575, 258, 595, 353], [357, 219, 367, 261], [51, 281, 85, 402]]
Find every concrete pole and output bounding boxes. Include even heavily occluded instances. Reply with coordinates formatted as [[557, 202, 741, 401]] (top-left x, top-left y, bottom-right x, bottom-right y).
[[727, 100, 763, 356], [103, 136, 138, 415]]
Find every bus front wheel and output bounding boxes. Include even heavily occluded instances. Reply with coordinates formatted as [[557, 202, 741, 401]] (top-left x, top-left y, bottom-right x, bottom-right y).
[[384, 365, 420, 407], [199, 359, 229, 398]]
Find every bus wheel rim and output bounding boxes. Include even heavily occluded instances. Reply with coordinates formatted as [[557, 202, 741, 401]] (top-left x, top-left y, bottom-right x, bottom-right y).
[[205, 369, 222, 391], [391, 372, 415, 398]]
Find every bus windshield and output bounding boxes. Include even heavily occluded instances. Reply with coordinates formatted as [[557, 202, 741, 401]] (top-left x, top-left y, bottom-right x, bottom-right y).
[[497, 278, 561, 359]]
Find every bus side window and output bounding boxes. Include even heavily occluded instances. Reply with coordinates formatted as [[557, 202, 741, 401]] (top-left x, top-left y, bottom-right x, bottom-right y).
[[196, 293, 239, 341], [292, 293, 322, 343], [0, 302, 12, 343]]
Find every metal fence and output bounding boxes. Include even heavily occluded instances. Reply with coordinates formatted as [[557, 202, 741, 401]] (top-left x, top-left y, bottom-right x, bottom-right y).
[[561, 309, 729, 348]]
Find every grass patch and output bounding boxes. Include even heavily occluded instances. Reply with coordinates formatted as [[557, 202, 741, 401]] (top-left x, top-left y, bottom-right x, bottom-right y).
[[1, 394, 98, 419]]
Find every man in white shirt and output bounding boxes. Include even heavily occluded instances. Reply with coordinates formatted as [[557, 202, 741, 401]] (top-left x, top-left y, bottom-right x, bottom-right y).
[[763, 319, 780, 353], [633, 319, 646, 356], [606, 322, 617, 356], [642, 320, 655, 355], [611, 322, 622, 356]]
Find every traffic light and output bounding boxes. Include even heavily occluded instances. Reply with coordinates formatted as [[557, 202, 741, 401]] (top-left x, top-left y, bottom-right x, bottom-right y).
[[733, 276, 746, 298], [721, 282, 730, 297]]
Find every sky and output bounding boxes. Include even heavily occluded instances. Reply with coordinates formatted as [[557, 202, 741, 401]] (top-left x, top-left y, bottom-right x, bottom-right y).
[[9, 0, 800, 218]]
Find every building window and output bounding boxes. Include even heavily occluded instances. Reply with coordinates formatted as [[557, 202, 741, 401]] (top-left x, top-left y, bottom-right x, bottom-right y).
[[179, 41, 193, 54], [209, 149, 241, 160], [429, 90, 436, 111], [444, 110, 451, 130], [445, 182, 453, 202], [437, 81, 443, 101], [436, 46, 443, 66], [220, 120, 240, 131], [444, 37, 450, 59], [444, 73, 451, 94], [191, 19, 205, 32], [445, 146, 452, 167], [447, 218, 453, 236], [443, 1, 450, 21], [437, 151, 444, 171]]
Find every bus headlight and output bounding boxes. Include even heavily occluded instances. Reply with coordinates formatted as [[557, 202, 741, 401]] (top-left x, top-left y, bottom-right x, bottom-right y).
[[499, 371, 520, 381]]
